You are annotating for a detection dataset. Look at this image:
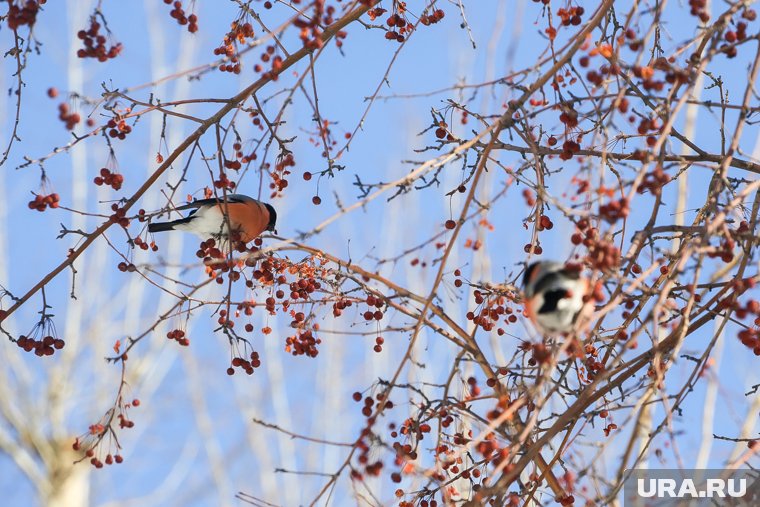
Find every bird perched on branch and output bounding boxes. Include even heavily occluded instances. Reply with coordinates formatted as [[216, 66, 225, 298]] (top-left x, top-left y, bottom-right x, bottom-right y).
[[522, 260, 589, 334], [148, 194, 277, 244]]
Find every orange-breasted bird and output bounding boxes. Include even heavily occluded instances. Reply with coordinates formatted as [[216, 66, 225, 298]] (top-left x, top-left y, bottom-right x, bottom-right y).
[[148, 194, 277, 244], [522, 260, 589, 334]]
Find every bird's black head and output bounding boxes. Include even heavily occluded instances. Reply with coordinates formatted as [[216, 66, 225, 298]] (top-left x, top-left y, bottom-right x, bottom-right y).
[[264, 203, 278, 233], [522, 261, 542, 293]]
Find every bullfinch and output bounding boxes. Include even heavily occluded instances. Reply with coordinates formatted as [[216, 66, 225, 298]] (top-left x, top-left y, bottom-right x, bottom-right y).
[[522, 261, 589, 334], [148, 194, 277, 244]]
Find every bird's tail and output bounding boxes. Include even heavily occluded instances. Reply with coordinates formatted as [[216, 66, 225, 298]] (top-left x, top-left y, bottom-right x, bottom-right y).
[[148, 215, 194, 233], [147, 221, 176, 233]]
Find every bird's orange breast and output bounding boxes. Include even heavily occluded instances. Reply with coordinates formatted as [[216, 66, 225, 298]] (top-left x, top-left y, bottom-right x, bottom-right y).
[[219, 201, 269, 243]]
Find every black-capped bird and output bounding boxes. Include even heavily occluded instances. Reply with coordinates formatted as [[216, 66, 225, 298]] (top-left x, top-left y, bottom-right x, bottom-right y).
[[148, 194, 277, 244], [522, 261, 589, 334]]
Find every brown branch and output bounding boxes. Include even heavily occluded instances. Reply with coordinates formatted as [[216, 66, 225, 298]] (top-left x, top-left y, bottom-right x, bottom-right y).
[[0, 29, 25, 167]]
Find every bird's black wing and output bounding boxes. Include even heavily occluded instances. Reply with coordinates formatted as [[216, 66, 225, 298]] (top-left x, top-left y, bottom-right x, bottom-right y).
[[537, 289, 568, 314], [173, 194, 252, 212]]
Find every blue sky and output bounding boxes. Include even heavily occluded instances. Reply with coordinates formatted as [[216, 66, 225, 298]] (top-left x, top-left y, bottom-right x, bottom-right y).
[[1, 1, 760, 506]]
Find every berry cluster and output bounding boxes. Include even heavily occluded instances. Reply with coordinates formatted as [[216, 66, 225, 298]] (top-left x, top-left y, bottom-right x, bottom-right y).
[[166, 329, 189, 346], [285, 329, 321, 357], [558, 138, 581, 161], [471, 428, 509, 466], [586, 236, 621, 272], [367, 7, 386, 21], [570, 222, 622, 271], [58, 103, 81, 130], [192, 252, 335, 373], [76, 17, 122, 62], [213, 171, 236, 191], [632, 65, 664, 93], [722, 19, 751, 59], [654, 58, 691, 87], [349, 392, 391, 480], [109, 203, 130, 228], [73, 397, 139, 468], [117, 412, 135, 429], [15, 334, 65, 356], [688, 0, 710, 22], [133, 236, 157, 252], [736, 308, 760, 355], [522, 188, 536, 206], [27, 192, 59, 212], [453, 268, 464, 288], [466, 292, 518, 335], [331, 297, 353, 317], [570, 219, 593, 246], [250, 110, 264, 131], [293, 0, 334, 50], [599, 197, 630, 223], [602, 423, 618, 437], [637, 166, 671, 195], [216, 310, 235, 329], [361, 294, 386, 321], [582, 343, 605, 381], [226, 351, 261, 375], [7, 0, 44, 30], [106, 117, 133, 140], [269, 153, 295, 196], [195, 238, 225, 265], [253, 45, 285, 81], [213, 20, 254, 73], [228, 141, 256, 166], [93, 167, 124, 190], [384, 9, 412, 42], [163, 0, 198, 32], [527, 342, 551, 366], [557, 5, 584, 26], [558, 108, 579, 128], [485, 367, 510, 389], [523, 241, 543, 254], [434, 121, 453, 141], [537, 214, 554, 231], [73, 435, 123, 468], [420, 8, 445, 26], [708, 237, 736, 263], [223, 157, 242, 171], [585, 64, 617, 87], [117, 261, 137, 272]]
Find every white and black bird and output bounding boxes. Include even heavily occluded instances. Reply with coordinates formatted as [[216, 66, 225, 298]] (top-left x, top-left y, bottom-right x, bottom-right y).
[[148, 194, 277, 244], [522, 261, 589, 334]]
